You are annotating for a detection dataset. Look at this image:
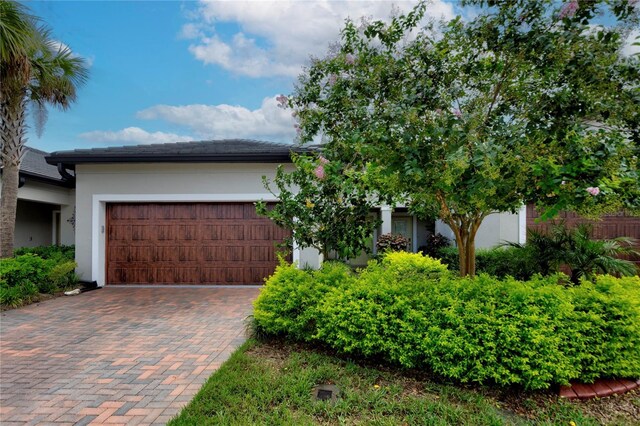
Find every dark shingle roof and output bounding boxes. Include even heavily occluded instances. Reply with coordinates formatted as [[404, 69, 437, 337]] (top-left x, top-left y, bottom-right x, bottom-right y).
[[46, 139, 308, 168], [21, 147, 66, 182]]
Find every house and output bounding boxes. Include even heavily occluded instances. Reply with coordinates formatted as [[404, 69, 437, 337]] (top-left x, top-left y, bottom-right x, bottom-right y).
[[43, 139, 535, 286], [0, 147, 75, 248]]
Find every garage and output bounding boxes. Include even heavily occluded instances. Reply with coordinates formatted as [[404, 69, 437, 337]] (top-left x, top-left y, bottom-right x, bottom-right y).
[[106, 202, 290, 285]]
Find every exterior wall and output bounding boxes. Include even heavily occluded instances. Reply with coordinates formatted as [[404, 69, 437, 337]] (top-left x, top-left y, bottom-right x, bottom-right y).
[[14, 200, 55, 247], [2, 180, 75, 248], [435, 210, 524, 249], [74, 163, 294, 285]]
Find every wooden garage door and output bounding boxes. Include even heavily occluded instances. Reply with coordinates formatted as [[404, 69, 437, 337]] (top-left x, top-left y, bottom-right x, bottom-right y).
[[106, 203, 290, 285]]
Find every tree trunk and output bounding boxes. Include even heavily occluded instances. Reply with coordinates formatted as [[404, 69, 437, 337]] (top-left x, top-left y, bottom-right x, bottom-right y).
[[0, 97, 26, 258], [449, 216, 483, 277]]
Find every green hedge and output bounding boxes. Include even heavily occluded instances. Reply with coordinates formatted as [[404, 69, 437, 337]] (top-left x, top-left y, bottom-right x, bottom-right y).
[[1, 246, 78, 308], [253, 252, 640, 390]]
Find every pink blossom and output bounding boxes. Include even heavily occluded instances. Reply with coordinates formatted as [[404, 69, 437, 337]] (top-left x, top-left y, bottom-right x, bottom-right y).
[[318, 156, 329, 164], [276, 94, 288, 108], [453, 109, 462, 118], [558, 0, 579, 19], [586, 186, 600, 196], [328, 74, 338, 85], [345, 53, 355, 65], [294, 124, 301, 134], [314, 165, 326, 180], [291, 110, 298, 118], [629, 0, 638, 6]]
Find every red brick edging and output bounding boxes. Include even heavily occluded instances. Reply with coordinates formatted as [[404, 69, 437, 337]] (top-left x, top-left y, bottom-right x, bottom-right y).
[[560, 378, 640, 399]]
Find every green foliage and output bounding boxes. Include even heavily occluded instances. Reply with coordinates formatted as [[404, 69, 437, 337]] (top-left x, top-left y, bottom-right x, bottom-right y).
[[375, 233, 409, 253], [0, 248, 78, 307], [288, 0, 640, 275], [253, 261, 353, 341], [257, 153, 380, 259], [254, 254, 640, 390], [436, 246, 541, 281], [418, 233, 451, 258], [14, 244, 75, 261]]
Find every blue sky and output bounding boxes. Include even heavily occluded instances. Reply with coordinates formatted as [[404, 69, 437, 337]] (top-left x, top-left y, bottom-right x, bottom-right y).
[[25, 0, 462, 152], [23, 1, 639, 153]]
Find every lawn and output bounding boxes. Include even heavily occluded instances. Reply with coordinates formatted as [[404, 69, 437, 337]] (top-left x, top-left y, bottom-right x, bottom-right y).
[[169, 339, 639, 425]]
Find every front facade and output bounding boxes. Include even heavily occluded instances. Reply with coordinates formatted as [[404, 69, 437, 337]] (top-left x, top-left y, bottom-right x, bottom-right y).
[[47, 139, 529, 287], [1, 148, 76, 248]]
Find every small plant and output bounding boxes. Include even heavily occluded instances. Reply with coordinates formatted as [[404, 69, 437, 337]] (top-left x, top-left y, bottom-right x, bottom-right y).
[[376, 233, 409, 253], [418, 233, 450, 258]]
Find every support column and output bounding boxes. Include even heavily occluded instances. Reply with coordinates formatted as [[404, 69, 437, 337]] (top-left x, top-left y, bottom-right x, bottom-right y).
[[518, 204, 527, 244], [380, 205, 393, 235]]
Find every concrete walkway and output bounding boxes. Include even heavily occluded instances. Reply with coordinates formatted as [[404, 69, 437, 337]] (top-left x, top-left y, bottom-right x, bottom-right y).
[[0, 287, 259, 425]]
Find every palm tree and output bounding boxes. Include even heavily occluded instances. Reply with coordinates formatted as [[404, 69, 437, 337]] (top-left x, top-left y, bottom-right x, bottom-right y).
[[1, 0, 88, 257]]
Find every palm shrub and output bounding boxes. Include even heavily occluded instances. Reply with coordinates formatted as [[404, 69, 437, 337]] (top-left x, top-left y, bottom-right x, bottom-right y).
[[508, 224, 639, 284]]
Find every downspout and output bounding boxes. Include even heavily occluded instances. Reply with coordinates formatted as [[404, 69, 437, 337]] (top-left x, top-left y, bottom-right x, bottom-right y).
[[57, 163, 76, 184]]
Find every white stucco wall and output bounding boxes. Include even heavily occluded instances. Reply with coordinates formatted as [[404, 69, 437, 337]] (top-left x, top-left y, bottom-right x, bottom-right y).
[[74, 162, 295, 285], [435, 210, 524, 249], [2, 180, 75, 247]]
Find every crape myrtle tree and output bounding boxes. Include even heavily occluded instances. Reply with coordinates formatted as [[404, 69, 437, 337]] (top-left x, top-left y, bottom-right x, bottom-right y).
[[256, 151, 381, 260], [286, 0, 640, 276], [0, 0, 89, 257]]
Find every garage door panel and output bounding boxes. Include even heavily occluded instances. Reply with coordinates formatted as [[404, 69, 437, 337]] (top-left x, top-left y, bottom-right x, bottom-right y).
[[155, 246, 178, 261], [222, 225, 244, 240], [202, 225, 222, 240], [178, 225, 198, 240], [250, 246, 278, 262], [178, 246, 199, 261], [111, 204, 150, 220], [131, 225, 152, 240], [107, 203, 291, 285], [250, 224, 271, 240], [109, 225, 131, 240], [156, 225, 176, 240], [174, 267, 200, 284]]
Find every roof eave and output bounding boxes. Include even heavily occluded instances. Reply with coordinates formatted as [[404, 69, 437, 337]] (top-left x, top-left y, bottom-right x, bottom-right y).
[[45, 153, 299, 168]]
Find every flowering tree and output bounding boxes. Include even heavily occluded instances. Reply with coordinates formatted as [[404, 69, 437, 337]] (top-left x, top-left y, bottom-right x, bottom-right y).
[[256, 153, 380, 260], [288, 0, 640, 276]]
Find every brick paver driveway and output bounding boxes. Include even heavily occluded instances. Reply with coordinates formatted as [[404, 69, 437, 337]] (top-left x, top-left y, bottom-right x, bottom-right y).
[[0, 287, 259, 425]]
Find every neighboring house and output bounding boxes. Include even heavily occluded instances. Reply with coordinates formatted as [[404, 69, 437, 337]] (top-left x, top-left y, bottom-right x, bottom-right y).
[[0, 147, 75, 248], [45, 139, 529, 287]]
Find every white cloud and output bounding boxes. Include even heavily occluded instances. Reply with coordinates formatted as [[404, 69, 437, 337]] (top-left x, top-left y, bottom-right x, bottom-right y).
[[79, 127, 195, 145], [183, 0, 455, 77], [136, 96, 297, 142], [51, 40, 94, 67]]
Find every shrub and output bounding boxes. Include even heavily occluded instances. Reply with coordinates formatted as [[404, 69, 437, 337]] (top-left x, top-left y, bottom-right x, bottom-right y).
[[14, 245, 75, 262], [0, 281, 38, 308], [0, 252, 78, 307], [254, 253, 640, 390], [376, 233, 409, 252], [418, 233, 451, 258], [253, 261, 353, 341], [563, 275, 640, 381]]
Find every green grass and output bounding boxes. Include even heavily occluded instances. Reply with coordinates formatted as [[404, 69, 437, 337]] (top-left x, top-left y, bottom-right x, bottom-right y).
[[169, 339, 637, 425]]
